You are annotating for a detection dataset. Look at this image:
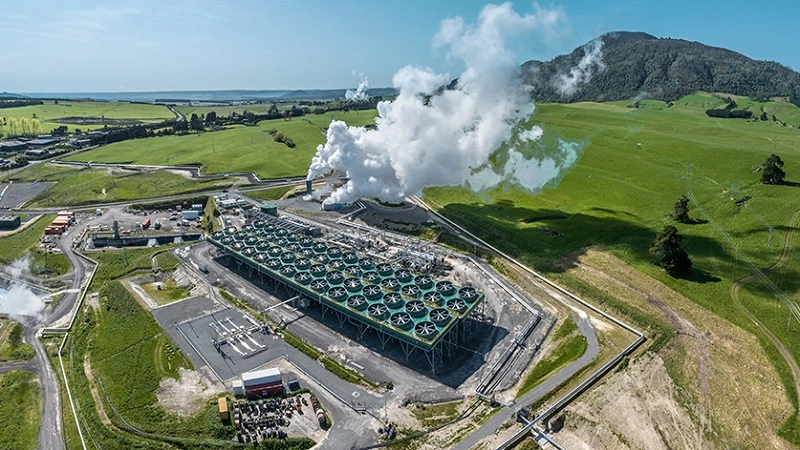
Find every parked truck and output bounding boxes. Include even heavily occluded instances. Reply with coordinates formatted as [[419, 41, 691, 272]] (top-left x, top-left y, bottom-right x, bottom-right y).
[[141, 219, 151, 230]]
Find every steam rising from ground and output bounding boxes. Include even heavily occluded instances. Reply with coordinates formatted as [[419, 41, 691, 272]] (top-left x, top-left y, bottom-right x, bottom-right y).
[[556, 38, 605, 96], [345, 74, 370, 101], [0, 254, 47, 322], [308, 3, 591, 205]]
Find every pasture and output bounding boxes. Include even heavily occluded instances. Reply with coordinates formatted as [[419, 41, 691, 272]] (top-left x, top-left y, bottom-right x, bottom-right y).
[[0, 100, 174, 134], [62, 110, 378, 178], [5, 164, 234, 207], [424, 93, 800, 439]]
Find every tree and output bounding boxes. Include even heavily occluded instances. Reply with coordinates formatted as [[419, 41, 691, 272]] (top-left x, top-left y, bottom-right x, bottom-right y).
[[650, 225, 692, 275], [761, 154, 786, 185], [20, 117, 30, 136], [8, 322, 22, 347], [672, 195, 690, 223], [173, 119, 188, 133], [189, 113, 203, 131], [205, 111, 217, 124]]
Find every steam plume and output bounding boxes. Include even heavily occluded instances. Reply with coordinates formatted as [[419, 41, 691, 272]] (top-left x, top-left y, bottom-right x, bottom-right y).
[[556, 38, 604, 96], [345, 74, 370, 101], [0, 254, 47, 322], [308, 3, 588, 205]]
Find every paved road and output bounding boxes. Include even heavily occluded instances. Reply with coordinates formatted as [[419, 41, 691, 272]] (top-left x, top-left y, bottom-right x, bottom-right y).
[[0, 210, 93, 450], [32, 218, 91, 450], [453, 313, 599, 450], [167, 105, 185, 122], [13, 178, 303, 216], [0, 360, 34, 374]]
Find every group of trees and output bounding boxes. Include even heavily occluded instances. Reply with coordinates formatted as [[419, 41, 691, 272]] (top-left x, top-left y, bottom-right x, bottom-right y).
[[266, 128, 295, 148], [0, 116, 43, 138], [0, 99, 43, 109]]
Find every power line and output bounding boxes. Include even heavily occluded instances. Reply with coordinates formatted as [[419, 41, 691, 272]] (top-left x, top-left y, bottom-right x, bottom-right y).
[[687, 191, 800, 325]]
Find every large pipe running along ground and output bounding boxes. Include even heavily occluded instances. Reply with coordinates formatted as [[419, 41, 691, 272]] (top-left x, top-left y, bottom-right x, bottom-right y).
[[410, 196, 645, 449]]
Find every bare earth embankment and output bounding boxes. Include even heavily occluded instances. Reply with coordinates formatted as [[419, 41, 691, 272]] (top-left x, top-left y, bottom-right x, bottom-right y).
[[551, 248, 792, 450]]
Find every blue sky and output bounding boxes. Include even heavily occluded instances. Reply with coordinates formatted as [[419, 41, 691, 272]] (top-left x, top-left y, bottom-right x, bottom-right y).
[[3, 0, 799, 93]]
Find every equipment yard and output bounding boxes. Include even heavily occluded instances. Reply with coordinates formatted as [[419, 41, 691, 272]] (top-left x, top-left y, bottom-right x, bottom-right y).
[[146, 192, 562, 448]]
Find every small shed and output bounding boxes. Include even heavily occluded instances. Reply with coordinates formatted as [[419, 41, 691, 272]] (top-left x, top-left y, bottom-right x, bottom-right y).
[[217, 397, 229, 421]]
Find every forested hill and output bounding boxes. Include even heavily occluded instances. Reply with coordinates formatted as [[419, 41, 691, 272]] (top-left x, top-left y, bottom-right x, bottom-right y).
[[522, 31, 800, 105]]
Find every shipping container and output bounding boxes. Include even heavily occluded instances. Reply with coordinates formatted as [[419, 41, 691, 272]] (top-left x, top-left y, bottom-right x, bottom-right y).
[[241, 368, 281, 387], [244, 381, 284, 399]]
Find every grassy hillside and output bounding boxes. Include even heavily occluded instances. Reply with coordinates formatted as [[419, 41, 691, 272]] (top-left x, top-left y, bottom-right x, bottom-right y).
[[6, 164, 234, 207], [425, 93, 800, 440], [0, 100, 174, 134], [62, 110, 378, 178]]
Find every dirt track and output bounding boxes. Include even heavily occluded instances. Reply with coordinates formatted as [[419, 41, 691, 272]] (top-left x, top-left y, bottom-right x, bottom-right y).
[[729, 208, 800, 405]]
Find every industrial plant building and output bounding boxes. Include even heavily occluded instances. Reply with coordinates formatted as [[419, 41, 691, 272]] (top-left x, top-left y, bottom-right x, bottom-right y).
[[0, 215, 20, 230], [207, 213, 485, 371], [240, 368, 284, 399]]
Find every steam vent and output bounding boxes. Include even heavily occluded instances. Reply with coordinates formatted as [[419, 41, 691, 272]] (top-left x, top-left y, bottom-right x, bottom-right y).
[[208, 215, 484, 370]]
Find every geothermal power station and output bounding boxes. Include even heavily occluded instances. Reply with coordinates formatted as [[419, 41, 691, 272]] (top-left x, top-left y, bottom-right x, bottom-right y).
[[207, 211, 485, 371]]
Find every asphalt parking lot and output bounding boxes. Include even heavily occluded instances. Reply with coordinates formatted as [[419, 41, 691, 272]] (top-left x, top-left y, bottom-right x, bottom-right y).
[[0, 182, 54, 209]]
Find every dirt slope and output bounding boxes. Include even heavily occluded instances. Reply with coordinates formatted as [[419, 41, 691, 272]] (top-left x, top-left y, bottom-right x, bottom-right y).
[[551, 248, 792, 449]]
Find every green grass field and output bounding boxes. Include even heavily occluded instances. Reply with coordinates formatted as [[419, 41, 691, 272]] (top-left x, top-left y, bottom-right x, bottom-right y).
[[62, 110, 378, 178], [176, 104, 277, 118], [0, 370, 41, 450], [517, 320, 588, 398], [141, 279, 189, 305], [5, 164, 234, 207], [244, 185, 297, 201], [424, 93, 800, 437], [0, 214, 70, 277], [0, 100, 174, 135], [0, 215, 54, 264], [52, 246, 243, 449], [0, 320, 35, 362]]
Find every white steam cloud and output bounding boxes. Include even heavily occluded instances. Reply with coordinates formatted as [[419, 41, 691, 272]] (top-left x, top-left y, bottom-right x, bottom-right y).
[[0, 254, 47, 322], [345, 74, 370, 101], [308, 3, 588, 205], [556, 38, 605, 96]]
